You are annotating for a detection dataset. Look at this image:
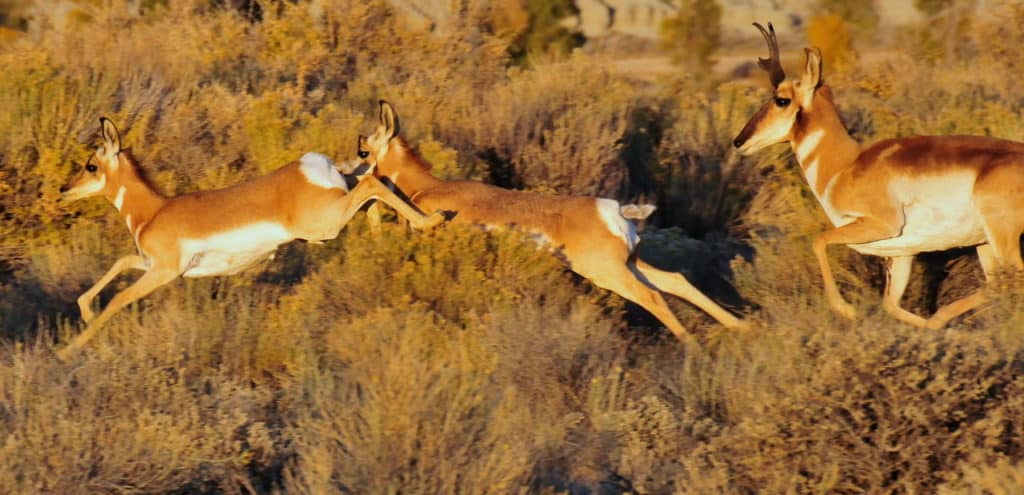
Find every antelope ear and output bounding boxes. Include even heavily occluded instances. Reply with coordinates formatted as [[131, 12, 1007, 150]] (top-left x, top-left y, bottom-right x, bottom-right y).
[[100, 117, 122, 155], [799, 47, 823, 100], [379, 100, 399, 140]]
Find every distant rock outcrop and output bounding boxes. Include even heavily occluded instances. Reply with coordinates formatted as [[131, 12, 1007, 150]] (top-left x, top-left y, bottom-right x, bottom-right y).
[[381, 0, 924, 42], [572, 0, 677, 39], [568, 0, 821, 40], [573, 0, 923, 40]]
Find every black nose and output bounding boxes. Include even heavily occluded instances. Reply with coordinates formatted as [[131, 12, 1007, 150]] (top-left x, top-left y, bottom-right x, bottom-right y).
[[59, 185, 69, 193], [733, 138, 743, 148]]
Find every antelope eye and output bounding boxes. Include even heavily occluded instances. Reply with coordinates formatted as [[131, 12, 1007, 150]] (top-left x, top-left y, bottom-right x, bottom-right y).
[[85, 164, 98, 173], [357, 151, 370, 159], [774, 97, 792, 107]]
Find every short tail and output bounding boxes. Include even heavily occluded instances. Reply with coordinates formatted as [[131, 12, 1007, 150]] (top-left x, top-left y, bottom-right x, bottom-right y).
[[620, 203, 656, 220]]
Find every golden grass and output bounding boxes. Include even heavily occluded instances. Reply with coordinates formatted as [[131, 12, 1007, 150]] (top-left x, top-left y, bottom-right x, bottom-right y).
[[0, 1, 1023, 493]]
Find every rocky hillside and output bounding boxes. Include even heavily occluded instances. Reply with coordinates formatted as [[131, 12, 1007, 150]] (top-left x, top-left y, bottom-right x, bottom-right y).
[[389, 0, 924, 42]]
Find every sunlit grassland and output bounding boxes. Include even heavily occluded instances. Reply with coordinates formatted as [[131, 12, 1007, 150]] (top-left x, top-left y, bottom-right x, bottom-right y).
[[1, 1, 1023, 493]]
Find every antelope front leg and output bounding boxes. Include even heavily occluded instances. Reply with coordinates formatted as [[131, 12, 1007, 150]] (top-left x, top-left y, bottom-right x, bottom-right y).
[[925, 243, 1002, 329], [811, 218, 901, 320], [77, 255, 148, 322], [344, 176, 444, 230], [57, 268, 178, 361], [366, 202, 383, 236]]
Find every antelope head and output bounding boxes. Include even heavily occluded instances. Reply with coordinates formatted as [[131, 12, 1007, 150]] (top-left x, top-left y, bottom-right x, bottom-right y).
[[733, 22, 824, 154], [354, 100, 400, 174], [60, 117, 125, 201]]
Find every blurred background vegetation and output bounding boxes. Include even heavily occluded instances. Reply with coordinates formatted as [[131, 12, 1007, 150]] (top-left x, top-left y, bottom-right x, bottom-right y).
[[1, 0, 1023, 493]]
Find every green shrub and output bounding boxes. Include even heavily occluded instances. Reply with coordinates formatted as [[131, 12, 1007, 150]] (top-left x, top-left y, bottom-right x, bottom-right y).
[[660, 0, 722, 73]]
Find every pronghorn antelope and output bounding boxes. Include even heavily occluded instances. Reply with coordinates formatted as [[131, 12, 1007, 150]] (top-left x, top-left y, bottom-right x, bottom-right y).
[[353, 101, 748, 338], [733, 22, 1024, 328], [57, 118, 444, 359]]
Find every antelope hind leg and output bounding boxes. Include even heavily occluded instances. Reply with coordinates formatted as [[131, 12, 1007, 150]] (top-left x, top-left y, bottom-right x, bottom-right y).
[[633, 259, 748, 330], [77, 255, 148, 322], [58, 268, 178, 361], [881, 256, 928, 327]]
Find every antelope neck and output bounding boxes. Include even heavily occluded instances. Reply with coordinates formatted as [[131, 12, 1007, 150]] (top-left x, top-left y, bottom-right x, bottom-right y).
[[789, 98, 859, 198], [107, 162, 166, 236], [380, 142, 442, 196]]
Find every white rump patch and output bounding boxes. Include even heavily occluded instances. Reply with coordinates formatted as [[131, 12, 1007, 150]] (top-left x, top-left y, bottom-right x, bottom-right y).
[[299, 152, 347, 191], [179, 222, 294, 277], [596, 198, 639, 251]]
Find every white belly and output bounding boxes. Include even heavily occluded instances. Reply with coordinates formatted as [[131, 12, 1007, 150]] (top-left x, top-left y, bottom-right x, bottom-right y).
[[481, 223, 557, 250], [838, 173, 985, 256], [179, 222, 294, 277]]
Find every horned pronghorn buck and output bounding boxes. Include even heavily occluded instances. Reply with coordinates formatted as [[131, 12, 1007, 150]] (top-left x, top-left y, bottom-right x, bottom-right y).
[[733, 22, 1024, 328], [352, 101, 748, 338], [57, 118, 444, 360]]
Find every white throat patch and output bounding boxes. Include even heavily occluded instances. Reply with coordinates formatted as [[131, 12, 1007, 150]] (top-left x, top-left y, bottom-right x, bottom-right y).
[[795, 129, 824, 163], [113, 186, 126, 211], [804, 159, 821, 195]]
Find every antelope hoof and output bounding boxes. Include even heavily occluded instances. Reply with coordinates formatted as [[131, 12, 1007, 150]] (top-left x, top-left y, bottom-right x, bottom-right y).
[[924, 315, 949, 331], [421, 211, 446, 230], [54, 345, 75, 363], [727, 318, 752, 331], [78, 299, 95, 323], [830, 299, 857, 320]]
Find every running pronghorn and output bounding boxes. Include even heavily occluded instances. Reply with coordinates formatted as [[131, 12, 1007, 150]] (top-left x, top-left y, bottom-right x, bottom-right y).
[[57, 118, 444, 359], [353, 101, 748, 338], [733, 22, 1024, 328]]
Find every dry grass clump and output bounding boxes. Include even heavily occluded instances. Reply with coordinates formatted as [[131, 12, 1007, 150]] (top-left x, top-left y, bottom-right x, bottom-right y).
[[690, 323, 1023, 493], [0, 334, 279, 494], [939, 458, 1024, 495], [426, 53, 635, 197], [652, 81, 767, 236], [283, 309, 535, 495]]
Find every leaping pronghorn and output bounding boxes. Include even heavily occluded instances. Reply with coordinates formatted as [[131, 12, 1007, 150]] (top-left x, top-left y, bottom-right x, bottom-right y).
[[733, 22, 1024, 328], [57, 118, 444, 360], [353, 101, 748, 338]]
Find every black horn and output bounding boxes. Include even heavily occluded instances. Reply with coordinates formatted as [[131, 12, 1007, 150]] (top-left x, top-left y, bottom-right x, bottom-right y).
[[753, 22, 786, 88]]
